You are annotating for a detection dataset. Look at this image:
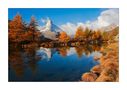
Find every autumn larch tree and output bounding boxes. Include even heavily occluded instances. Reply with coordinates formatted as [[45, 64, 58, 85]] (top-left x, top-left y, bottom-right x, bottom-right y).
[[59, 31, 70, 42], [74, 26, 85, 40], [92, 30, 102, 41], [9, 13, 26, 43], [28, 16, 40, 42], [84, 27, 91, 40]]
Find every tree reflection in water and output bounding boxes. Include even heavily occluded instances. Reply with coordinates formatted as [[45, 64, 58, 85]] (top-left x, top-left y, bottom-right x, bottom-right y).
[[57, 47, 70, 57], [57, 44, 102, 58], [9, 43, 103, 80], [9, 43, 40, 78]]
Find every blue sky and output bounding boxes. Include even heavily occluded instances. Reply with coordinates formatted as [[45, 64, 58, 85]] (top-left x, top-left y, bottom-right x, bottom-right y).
[[8, 8, 108, 26]]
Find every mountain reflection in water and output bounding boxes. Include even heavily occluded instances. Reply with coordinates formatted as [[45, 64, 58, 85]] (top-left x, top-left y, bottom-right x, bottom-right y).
[[9, 44, 102, 81]]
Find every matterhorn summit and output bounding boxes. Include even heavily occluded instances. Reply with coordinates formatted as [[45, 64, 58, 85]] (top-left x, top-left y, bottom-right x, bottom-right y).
[[39, 18, 63, 40], [40, 17, 63, 32]]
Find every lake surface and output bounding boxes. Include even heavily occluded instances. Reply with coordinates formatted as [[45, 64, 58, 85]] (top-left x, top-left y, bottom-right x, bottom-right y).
[[9, 45, 101, 81]]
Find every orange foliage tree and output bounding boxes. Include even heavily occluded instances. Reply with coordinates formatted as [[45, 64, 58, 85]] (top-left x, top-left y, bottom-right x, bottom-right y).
[[9, 14, 41, 43], [74, 26, 85, 40], [92, 30, 102, 40], [26, 16, 40, 42], [74, 26, 103, 42], [28, 16, 39, 41], [59, 32, 70, 42], [9, 13, 26, 42]]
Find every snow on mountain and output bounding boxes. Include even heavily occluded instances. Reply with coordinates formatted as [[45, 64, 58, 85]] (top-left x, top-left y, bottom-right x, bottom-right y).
[[41, 30, 57, 40], [39, 18, 63, 40]]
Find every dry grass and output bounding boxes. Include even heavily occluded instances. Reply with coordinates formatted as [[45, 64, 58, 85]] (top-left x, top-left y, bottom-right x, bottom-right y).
[[81, 73, 97, 82], [81, 42, 119, 82], [90, 65, 102, 75]]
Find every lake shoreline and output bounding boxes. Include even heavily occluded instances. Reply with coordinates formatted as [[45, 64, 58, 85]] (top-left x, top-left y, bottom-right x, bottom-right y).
[[81, 41, 119, 82]]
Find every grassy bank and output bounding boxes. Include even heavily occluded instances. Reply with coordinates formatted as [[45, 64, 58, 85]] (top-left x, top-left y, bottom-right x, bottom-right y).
[[81, 41, 119, 82]]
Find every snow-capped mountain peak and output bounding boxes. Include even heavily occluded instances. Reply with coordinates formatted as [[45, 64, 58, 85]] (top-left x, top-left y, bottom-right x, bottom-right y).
[[39, 18, 63, 40], [40, 18, 63, 33]]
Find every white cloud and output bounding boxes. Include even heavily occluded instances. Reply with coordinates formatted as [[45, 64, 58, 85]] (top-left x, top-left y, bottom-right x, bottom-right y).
[[60, 9, 119, 36], [60, 22, 77, 36], [90, 8, 119, 29]]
